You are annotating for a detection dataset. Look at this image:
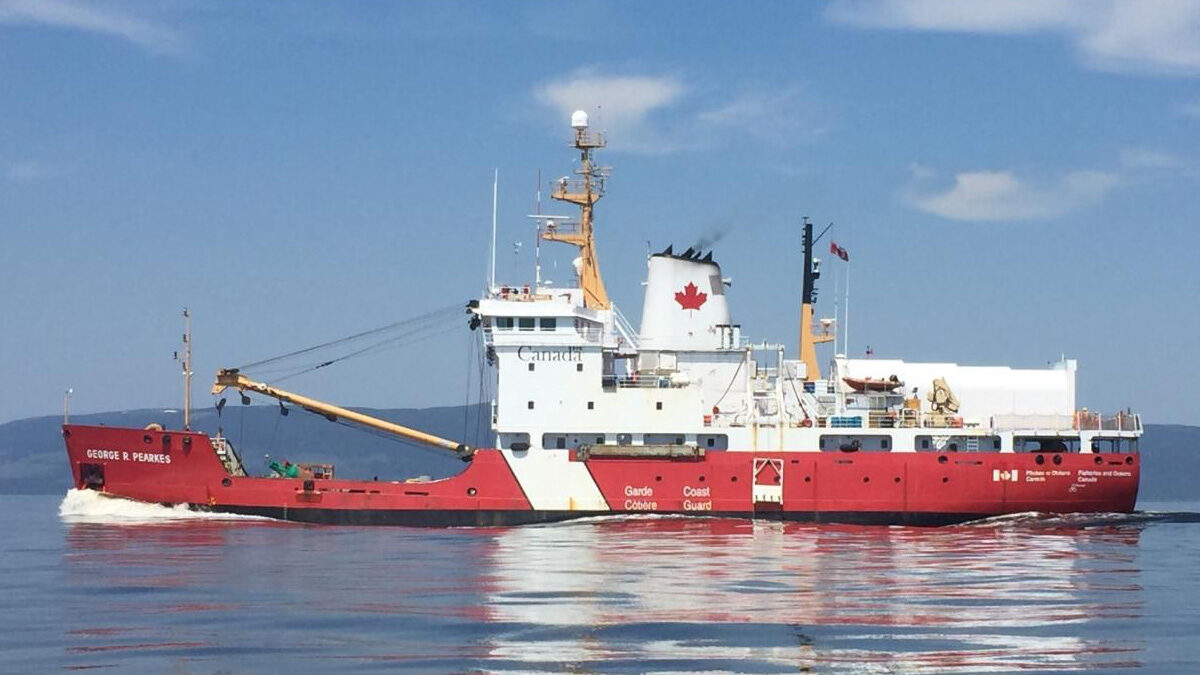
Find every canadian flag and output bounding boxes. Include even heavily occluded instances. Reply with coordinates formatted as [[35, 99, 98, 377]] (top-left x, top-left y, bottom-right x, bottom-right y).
[[830, 241, 850, 261], [992, 469, 1019, 483]]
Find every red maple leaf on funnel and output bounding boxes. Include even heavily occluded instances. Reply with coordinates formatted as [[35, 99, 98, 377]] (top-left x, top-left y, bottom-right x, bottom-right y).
[[675, 282, 707, 310]]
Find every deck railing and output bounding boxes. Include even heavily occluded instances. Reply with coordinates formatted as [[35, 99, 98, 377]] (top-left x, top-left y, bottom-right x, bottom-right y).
[[703, 409, 1142, 433]]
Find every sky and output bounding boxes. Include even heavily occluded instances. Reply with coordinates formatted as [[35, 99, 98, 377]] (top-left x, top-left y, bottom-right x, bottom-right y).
[[2, 0, 1198, 425]]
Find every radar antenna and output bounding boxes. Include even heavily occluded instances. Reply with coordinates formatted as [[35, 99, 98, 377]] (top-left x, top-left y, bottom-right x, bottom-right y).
[[541, 110, 611, 309]]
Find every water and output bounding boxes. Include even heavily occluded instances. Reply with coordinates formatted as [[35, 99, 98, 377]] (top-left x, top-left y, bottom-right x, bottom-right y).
[[4, 493, 1200, 673]]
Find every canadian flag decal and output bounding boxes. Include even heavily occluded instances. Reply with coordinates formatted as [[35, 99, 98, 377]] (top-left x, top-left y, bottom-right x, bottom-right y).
[[675, 282, 707, 310], [992, 469, 1019, 483]]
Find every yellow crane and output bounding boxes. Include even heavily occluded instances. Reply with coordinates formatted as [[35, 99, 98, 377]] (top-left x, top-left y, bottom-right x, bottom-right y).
[[211, 369, 474, 460]]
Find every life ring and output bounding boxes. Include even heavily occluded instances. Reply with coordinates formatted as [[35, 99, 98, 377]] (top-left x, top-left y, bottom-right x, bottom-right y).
[[801, 418, 813, 428]]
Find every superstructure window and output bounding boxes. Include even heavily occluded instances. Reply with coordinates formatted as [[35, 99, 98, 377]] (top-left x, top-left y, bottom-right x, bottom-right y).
[[518, 318, 535, 331], [820, 435, 893, 452], [496, 317, 513, 330], [918, 435, 1002, 452], [539, 317, 557, 331]]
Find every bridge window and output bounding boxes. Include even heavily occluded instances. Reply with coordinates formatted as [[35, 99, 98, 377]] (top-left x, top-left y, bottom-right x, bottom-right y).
[[540, 317, 557, 331], [495, 317, 513, 330], [518, 318, 535, 331]]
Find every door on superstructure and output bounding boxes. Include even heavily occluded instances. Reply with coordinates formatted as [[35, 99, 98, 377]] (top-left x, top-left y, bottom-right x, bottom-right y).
[[753, 457, 783, 513]]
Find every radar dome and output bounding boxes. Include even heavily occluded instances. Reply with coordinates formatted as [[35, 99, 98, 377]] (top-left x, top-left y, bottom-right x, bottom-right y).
[[571, 110, 589, 130]]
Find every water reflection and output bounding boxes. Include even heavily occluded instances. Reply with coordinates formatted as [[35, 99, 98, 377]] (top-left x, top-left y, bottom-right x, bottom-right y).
[[482, 517, 1145, 672], [58, 509, 1152, 673]]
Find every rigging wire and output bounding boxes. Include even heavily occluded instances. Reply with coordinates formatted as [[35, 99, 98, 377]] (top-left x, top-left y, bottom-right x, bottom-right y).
[[262, 321, 462, 385], [461, 329, 473, 444], [712, 356, 746, 410], [235, 302, 463, 372], [475, 331, 489, 447]]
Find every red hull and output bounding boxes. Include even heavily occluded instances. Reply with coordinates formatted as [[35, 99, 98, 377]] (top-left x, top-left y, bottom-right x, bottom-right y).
[[62, 424, 1139, 527]]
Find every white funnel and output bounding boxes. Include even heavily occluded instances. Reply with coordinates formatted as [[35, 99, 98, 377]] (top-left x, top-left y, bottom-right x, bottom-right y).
[[639, 252, 731, 351]]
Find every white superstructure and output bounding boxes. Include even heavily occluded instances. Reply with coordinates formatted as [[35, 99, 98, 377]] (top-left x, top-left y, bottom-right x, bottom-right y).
[[468, 114, 1140, 468]]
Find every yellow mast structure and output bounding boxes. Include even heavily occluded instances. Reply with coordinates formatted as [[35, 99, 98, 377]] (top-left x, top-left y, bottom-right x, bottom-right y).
[[211, 369, 474, 460], [799, 219, 835, 381], [542, 111, 610, 310]]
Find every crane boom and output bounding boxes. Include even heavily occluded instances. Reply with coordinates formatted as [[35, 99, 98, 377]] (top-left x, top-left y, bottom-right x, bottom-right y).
[[211, 369, 473, 460]]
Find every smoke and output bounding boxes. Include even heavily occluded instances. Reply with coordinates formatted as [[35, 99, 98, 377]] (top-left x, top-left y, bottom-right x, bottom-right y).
[[689, 223, 730, 251]]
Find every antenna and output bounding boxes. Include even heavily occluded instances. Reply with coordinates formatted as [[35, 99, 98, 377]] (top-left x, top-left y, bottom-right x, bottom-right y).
[[63, 387, 73, 424], [843, 261, 851, 357], [489, 169, 498, 290]]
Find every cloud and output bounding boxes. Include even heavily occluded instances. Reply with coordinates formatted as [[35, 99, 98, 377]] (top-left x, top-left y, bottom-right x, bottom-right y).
[[1120, 147, 1187, 169], [827, 0, 1200, 76], [3, 160, 58, 183], [535, 70, 688, 153], [534, 70, 822, 153], [906, 169, 1119, 221], [0, 0, 184, 55], [694, 86, 824, 142]]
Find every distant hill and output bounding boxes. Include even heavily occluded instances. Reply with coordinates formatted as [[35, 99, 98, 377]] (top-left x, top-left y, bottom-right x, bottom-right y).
[[2, 407, 1196, 501]]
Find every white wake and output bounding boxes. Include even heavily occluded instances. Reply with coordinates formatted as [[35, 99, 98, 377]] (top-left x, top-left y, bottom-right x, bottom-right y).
[[58, 489, 271, 524]]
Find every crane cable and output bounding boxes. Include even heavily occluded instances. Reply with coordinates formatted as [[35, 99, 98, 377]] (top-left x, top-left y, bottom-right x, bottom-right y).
[[235, 302, 464, 372], [264, 320, 462, 385]]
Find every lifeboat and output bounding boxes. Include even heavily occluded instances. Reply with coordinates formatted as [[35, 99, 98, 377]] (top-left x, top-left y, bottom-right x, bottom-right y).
[[842, 375, 903, 392]]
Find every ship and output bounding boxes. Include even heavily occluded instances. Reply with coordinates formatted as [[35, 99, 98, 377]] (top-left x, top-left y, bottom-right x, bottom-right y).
[[62, 112, 1142, 526]]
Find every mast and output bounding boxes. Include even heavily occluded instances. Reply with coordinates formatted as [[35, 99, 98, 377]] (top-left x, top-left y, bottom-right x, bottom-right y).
[[798, 220, 834, 381], [181, 308, 192, 430], [542, 110, 610, 309]]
